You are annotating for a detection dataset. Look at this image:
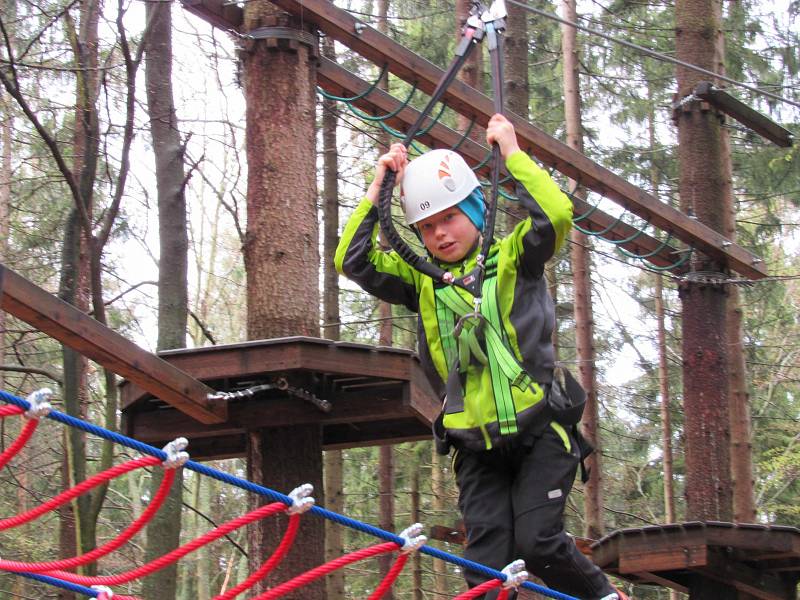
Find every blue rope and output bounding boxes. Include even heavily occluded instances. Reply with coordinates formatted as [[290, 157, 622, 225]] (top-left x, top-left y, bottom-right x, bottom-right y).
[[17, 572, 101, 597], [0, 389, 578, 600]]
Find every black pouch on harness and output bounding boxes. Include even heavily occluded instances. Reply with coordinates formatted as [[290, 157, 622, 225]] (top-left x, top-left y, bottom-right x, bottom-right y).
[[547, 366, 587, 426], [547, 366, 594, 482]]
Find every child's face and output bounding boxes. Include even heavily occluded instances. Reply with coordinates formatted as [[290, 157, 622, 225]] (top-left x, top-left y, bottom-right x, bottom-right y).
[[417, 207, 480, 263]]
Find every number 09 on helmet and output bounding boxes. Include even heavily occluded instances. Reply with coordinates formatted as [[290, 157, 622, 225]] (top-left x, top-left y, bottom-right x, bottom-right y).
[[400, 149, 481, 225]]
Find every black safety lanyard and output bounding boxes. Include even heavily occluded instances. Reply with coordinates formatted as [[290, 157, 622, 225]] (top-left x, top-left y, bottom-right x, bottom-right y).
[[377, 1, 506, 302]]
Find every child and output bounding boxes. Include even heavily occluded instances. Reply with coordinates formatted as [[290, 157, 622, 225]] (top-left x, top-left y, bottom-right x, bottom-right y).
[[335, 114, 625, 600]]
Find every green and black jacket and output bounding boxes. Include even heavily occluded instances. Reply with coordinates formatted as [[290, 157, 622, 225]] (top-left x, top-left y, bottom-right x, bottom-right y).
[[335, 152, 573, 452]]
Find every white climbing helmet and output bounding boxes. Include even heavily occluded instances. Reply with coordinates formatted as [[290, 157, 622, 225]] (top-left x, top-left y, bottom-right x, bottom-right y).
[[400, 149, 480, 225]]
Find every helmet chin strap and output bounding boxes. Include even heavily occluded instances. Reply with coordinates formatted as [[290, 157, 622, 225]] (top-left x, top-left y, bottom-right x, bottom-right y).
[[378, 0, 506, 299]]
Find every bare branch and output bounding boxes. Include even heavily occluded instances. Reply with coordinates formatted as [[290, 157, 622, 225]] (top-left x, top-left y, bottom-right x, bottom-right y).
[[0, 364, 62, 384]]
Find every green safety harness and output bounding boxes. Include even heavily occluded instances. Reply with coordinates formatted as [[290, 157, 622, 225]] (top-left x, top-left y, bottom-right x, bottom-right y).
[[434, 253, 536, 443]]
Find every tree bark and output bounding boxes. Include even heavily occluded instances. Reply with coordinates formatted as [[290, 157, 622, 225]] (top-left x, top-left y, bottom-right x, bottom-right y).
[[58, 0, 101, 589], [675, 0, 733, 522], [715, 19, 756, 524], [241, 3, 322, 596], [142, 0, 189, 596], [431, 449, 450, 598], [320, 26, 346, 600], [0, 71, 9, 396], [561, 0, 603, 540]]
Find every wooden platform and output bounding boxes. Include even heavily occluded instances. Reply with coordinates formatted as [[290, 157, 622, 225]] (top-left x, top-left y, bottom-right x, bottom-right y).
[[591, 521, 800, 599], [119, 337, 441, 460]]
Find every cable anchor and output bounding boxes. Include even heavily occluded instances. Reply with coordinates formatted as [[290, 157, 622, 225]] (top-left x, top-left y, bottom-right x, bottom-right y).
[[24, 388, 52, 419], [162, 437, 189, 469]]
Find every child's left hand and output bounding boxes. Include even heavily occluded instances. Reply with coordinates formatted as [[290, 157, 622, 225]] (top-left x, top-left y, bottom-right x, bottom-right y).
[[486, 113, 521, 159]]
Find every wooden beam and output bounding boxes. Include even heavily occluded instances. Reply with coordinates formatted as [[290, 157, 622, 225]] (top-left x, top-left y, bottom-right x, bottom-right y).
[[223, 0, 765, 279], [694, 82, 794, 148], [0, 263, 226, 424], [317, 58, 688, 273]]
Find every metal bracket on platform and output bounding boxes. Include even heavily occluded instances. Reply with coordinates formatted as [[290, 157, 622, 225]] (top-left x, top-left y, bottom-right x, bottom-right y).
[[244, 26, 318, 55]]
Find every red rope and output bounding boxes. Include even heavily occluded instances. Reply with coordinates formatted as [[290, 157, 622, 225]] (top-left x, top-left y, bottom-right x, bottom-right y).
[[496, 589, 510, 600], [0, 417, 38, 471], [0, 405, 24, 417], [41, 502, 288, 586], [0, 456, 161, 531], [252, 542, 399, 600], [367, 552, 409, 600], [452, 579, 503, 599], [0, 467, 175, 572], [214, 513, 301, 600]]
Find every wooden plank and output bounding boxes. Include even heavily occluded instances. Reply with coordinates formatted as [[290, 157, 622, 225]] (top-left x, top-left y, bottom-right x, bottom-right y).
[[262, 0, 767, 280], [317, 58, 687, 273], [618, 542, 708, 573], [120, 338, 419, 409], [0, 264, 226, 424]]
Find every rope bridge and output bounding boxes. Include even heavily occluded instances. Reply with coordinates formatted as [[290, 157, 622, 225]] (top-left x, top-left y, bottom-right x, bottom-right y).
[[0, 388, 579, 600]]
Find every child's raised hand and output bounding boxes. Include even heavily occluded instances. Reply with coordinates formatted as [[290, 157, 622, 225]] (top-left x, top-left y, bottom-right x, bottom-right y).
[[367, 143, 408, 205], [486, 113, 521, 160]]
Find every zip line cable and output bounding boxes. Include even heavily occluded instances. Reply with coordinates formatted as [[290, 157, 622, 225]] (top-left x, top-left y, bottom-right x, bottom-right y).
[[505, 0, 800, 110]]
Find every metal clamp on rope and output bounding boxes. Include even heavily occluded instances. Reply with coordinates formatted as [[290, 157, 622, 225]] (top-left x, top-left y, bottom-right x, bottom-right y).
[[398, 523, 427, 554], [24, 388, 52, 419], [91, 585, 114, 599], [286, 483, 315, 515], [162, 437, 189, 469], [500, 559, 528, 589]]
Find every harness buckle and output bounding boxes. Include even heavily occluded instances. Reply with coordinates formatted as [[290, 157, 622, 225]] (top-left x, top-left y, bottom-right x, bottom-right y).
[[453, 310, 485, 339]]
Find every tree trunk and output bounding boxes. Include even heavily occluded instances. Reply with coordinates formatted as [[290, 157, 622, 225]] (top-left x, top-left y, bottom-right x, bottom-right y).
[[241, 2, 321, 596], [715, 20, 756, 525], [320, 26, 346, 600], [561, 0, 603, 540], [57, 0, 101, 589], [431, 449, 450, 598], [142, 0, 189, 595], [410, 467, 423, 600], [675, 0, 733, 522], [647, 91, 677, 527], [0, 80, 9, 395], [655, 274, 676, 522]]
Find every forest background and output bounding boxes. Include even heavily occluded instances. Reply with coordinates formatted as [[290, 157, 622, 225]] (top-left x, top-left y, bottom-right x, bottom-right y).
[[0, 0, 798, 598]]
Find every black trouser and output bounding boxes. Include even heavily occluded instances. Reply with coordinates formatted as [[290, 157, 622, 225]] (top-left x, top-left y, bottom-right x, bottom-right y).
[[453, 423, 615, 600]]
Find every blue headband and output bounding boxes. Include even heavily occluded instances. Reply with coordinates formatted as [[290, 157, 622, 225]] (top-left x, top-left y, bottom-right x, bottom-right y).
[[457, 187, 485, 232]]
